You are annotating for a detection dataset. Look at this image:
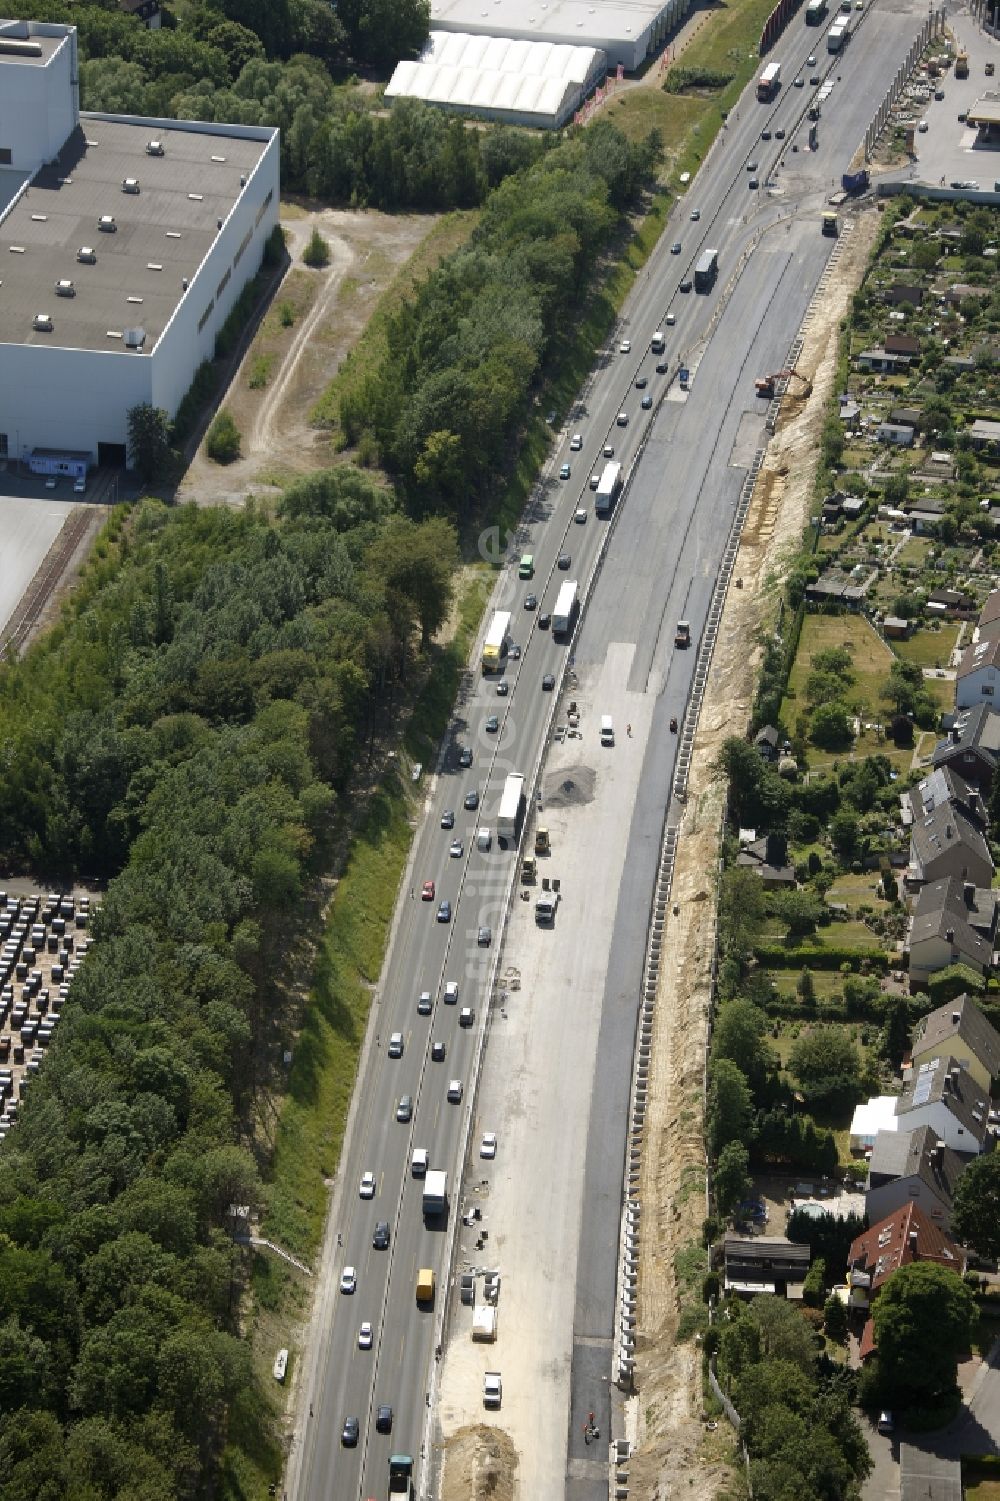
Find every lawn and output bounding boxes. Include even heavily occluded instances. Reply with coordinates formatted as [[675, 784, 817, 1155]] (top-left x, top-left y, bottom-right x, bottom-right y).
[[768, 969, 846, 1000], [893, 624, 960, 670], [825, 871, 889, 906], [965, 1456, 1000, 1500], [783, 613, 896, 727]]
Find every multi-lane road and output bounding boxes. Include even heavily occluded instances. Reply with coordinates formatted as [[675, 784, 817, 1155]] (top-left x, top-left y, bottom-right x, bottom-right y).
[[294, 4, 927, 1497]]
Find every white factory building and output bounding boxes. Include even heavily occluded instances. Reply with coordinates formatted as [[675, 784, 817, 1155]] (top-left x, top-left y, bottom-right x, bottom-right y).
[[0, 17, 279, 473], [386, 0, 693, 128]]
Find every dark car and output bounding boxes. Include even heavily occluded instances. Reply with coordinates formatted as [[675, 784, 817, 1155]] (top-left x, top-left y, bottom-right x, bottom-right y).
[[538, 612, 551, 630], [464, 790, 480, 810], [557, 553, 571, 570], [679, 279, 692, 293], [793, 75, 805, 86], [748, 178, 759, 189], [496, 681, 509, 696], [376, 1406, 393, 1434], [635, 375, 647, 389], [373, 1220, 390, 1249], [761, 128, 771, 140], [523, 593, 537, 611], [458, 745, 472, 768], [436, 900, 451, 923], [542, 673, 555, 691], [510, 643, 521, 660], [641, 395, 653, 409], [485, 715, 499, 733], [477, 926, 492, 948], [775, 127, 785, 139], [441, 809, 454, 830], [810, 74, 820, 84], [431, 1039, 446, 1061], [671, 241, 682, 254], [342, 1418, 360, 1448], [746, 159, 758, 171], [656, 360, 669, 374]]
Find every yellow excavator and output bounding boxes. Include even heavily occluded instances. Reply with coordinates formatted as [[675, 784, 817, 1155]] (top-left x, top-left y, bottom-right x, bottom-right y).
[[755, 367, 813, 399]]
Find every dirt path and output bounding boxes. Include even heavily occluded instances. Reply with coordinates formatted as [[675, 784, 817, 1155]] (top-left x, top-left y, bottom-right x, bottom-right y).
[[624, 207, 881, 1497], [176, 206, 437, 507]]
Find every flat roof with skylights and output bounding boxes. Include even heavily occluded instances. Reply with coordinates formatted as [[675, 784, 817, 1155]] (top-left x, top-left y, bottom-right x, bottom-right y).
[[0, 117, 268, 355]]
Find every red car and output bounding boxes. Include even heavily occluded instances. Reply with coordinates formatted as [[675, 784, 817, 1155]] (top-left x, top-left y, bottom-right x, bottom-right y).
[[421, 880, 435, 901]]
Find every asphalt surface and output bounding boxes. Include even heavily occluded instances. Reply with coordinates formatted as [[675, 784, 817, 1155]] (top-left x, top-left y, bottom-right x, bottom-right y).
[[294, 4, 931, 1499], [0, 493, 75, 635]]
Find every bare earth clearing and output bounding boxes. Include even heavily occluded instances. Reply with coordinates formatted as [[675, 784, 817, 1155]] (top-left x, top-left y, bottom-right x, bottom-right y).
[[177, 206, 437, 507]]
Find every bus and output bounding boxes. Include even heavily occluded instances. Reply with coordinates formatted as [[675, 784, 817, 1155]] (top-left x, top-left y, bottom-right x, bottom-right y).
[[595, 461, 622, 516], [481, 610, 511, 673], [805, 0, 827, 22], [757, 61, 781, 100]]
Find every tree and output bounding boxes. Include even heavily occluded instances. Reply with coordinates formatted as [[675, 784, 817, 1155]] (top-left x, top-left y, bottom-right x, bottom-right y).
[[872, 1262, 977, 1409], [878, 998, 911, 1070], [127, 403, 172, 482], [950, 1152, 1000, 1261], [707, 1059, 754, 1157], [810, 701, 853, 751], [772, 888, 824, 937], [712, 999, 776, 1096], [882, 658, 923, 715], [714, 1140, 752, 1216], [788, 1027, 861, 1108], [824, 1293, 848, 1343], [796, 967, 815, 1006], [205, 410, 241, 464], [829, 808, 860, 859], [801, 1256, 827, 1308], [719, 737, 790, 829]]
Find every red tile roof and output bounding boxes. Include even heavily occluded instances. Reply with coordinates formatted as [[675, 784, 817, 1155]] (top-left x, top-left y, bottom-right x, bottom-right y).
[[848, 1201, 965, 1292], [859, 1317, 877, 1361]]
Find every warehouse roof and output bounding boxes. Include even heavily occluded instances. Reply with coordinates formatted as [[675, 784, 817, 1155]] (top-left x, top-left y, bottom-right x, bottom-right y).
[[0, 115, 272, 355], [386, 31, 605, 126], [430, 0, 667, 50]]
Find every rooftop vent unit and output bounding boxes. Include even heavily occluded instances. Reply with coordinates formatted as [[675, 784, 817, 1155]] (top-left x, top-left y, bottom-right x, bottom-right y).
[[240, 174, 246, 187], [77, 246, 96, 263], [97, 216, 116, 233], [0, 37, 43, 56], [32, 313, 53, 332], [54, 280, 75, 297], [145, 140, 164, 156], [123, 327, 146, 350], [121, 178, 140, 195]]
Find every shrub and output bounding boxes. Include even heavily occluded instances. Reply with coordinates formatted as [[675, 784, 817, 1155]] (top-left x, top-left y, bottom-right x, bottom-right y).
[[278, 300, 295, 327], [172, 359, 219, 444], [303, 228, 330, 268], [205, 408, 241, 464]]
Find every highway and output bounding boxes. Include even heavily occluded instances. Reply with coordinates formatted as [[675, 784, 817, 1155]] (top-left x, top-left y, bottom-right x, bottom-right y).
[[293, 4, 926, 1498]]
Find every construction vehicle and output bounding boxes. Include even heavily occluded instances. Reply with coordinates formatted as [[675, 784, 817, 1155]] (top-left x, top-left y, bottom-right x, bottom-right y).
[[821, 211, 839, 236], [534, 827, 550, 854], [521, 855, 537, 883], [754, 368, 813, 399], [955, 50, 969, 78]]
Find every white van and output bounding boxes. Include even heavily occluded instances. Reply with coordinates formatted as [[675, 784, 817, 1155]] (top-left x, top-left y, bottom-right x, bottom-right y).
[[477, 828, 492, 852], [411, 1148, 429, 1177], [600, 715, 615, 746]]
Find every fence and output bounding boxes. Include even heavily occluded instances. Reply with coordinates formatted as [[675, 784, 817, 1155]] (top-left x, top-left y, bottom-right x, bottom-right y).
[[859, 10, 947, 162]]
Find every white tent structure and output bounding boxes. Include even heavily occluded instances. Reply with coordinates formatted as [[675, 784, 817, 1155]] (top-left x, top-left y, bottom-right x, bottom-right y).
[[385, 30, 607, 129], [430, 0, 691, 71]]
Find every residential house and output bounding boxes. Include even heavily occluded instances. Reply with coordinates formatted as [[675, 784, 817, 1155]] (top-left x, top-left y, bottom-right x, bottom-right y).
[[969, 418, 1000, 451], [904, 495, 947, 533], [847, 1202, 965, 1314], [975, 588, 1000, 644], [906, 798, 994, 889], [884, 284, 924, 308], [865, 1124, 964, 1227], [889, 406, 922, 430], [956, 635, 1000, 710], [927, 587, 974, 616], [857, 347, 912, 374], [908, 876, 997, 987], [841, 496, 866, 520], [932, 703, 1000, 792], [839, 398, 861, 424], [910, 992, 1000, 1093], [877, 422, 915, 447], [901, 766, 987, 831], [884, 333, 921, 357], [895, 1053, 991, 1153], [735, 834, 795, 888], [943, 283, 992, 306], [943, 355, 975, 372], [723, 1235, 811, 1298]]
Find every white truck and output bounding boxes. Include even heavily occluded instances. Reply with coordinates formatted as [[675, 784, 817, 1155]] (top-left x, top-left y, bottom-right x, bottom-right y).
[[497, 772, 525, 844], [422, 1169, 448, 1217], [650, 330, 665, 354], [594, 461, 622, 516], [535, 891, 559, 924], [552, 579, 579, 637]]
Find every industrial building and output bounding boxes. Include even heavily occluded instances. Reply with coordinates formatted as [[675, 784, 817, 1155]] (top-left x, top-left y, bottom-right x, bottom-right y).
[[428, 0, 691, 71], [0, 17, 279, 474], [385, 31, 607, 129]]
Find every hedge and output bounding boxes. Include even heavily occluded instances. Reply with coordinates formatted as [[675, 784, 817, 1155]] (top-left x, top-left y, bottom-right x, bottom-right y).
[[754, 944, 891, 972]]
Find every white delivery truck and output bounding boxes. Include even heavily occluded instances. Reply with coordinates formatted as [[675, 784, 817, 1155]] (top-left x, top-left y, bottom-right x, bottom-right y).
[[422, 1169, 448, 1217], [497, 773, 525, 844], [594, 461, 622, 516], [552, 580, 579, 637], [650, 330, 665, 353]]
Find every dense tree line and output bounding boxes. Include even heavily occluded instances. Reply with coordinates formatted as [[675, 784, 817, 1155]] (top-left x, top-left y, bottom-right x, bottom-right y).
[[713, 1295, 871, 1500], [0, 472, 458, 1498], [335, 122, 661, 506], [0, 2, 543, 212]]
